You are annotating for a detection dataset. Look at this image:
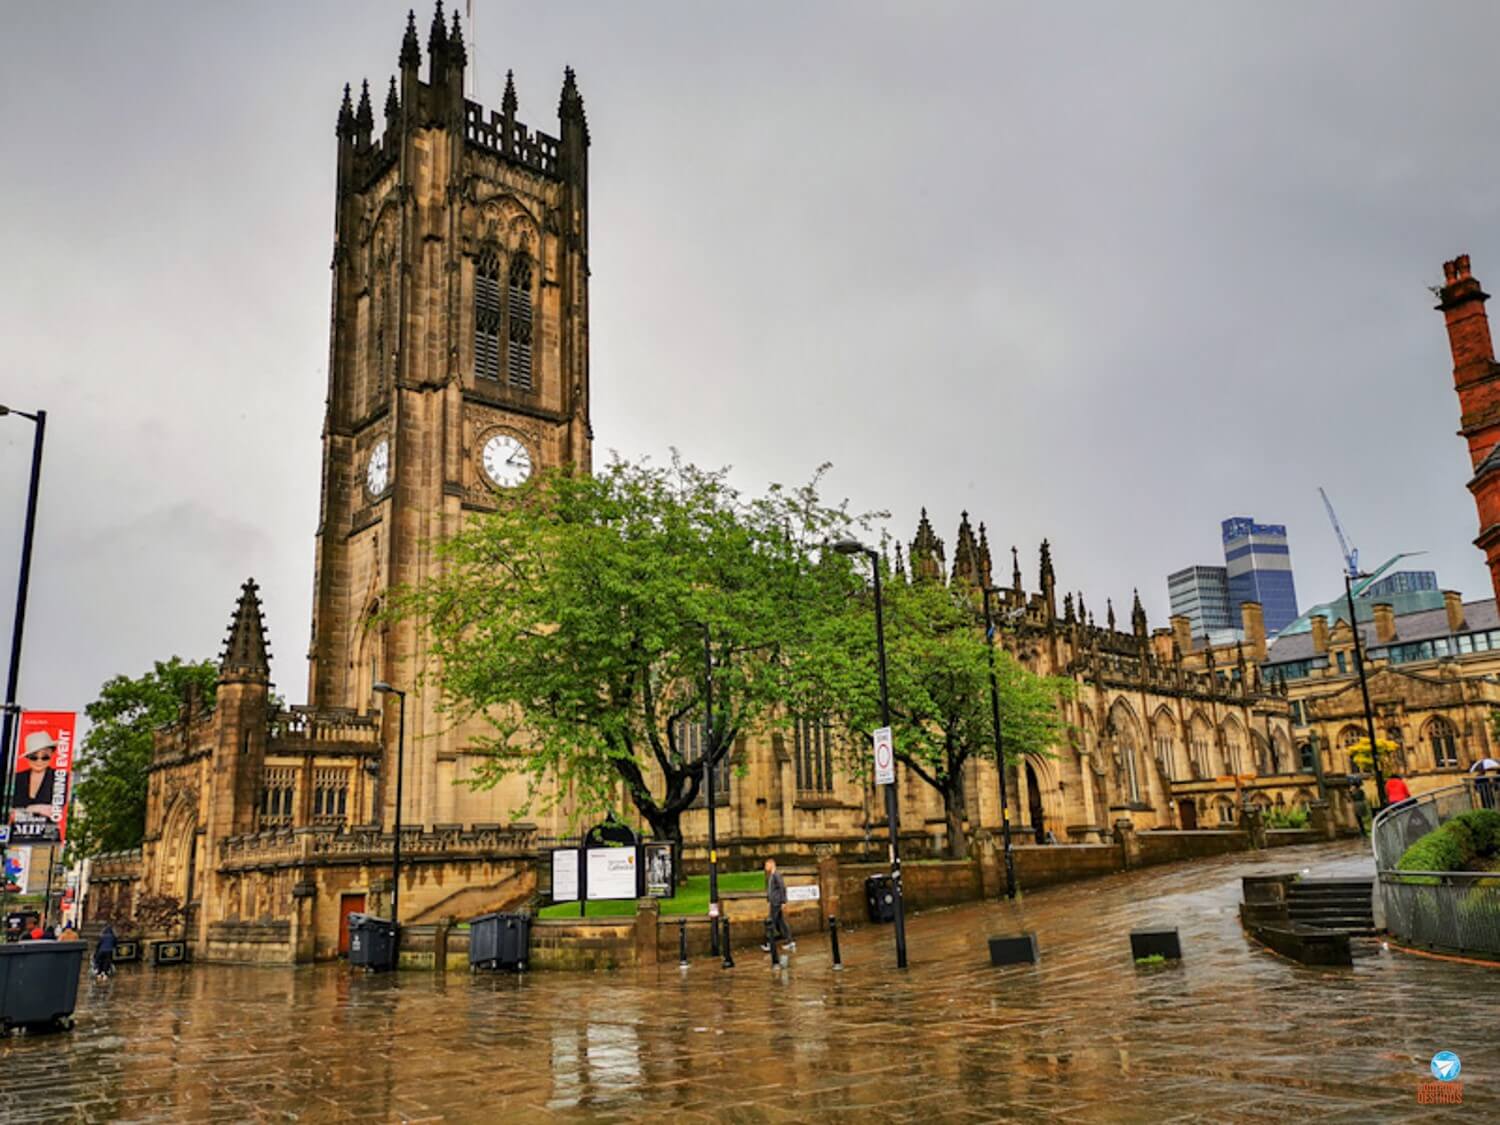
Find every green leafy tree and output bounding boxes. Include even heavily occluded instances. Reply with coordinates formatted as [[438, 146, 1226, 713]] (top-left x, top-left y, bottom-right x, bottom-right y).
[[71, 658, 218, 857], [392, 456, 867, 847], [799, 570, 1072, 858]]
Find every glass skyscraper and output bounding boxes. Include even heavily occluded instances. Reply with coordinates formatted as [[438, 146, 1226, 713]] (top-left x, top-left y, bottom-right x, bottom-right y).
[[1167, 565, 1235, 637], [1221, 517, 1300, 635]]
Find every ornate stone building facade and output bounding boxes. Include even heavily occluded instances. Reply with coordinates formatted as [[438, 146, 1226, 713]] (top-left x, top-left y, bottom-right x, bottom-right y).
[[86, 10, 1314, 962]]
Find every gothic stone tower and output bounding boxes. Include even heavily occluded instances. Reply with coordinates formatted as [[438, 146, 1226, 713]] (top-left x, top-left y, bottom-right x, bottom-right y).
[[308, 6, 591, 827], [1437, 255, 1500, 604]]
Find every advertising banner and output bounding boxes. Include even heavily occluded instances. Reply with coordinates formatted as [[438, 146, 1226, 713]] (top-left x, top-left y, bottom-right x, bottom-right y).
[[643, 842, 674, 897], [9, 711, 76, 844], [585, 846, 638, 900], [2, 847, 30, 894]]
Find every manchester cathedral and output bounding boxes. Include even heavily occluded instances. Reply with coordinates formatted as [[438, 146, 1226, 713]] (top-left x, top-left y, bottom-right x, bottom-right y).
[[87, 8, 1341, 962]]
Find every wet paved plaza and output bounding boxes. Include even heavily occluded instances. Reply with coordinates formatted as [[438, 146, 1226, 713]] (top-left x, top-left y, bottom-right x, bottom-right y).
[[0, 839, 1493, 1122]]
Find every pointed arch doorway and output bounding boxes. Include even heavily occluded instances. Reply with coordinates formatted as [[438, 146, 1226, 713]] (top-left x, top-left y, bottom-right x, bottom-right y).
[[1024, 761, 1047, 842]]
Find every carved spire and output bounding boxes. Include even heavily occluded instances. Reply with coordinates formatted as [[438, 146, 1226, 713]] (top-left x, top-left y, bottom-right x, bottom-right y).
[[1131, 588, 1147, 638], [502, 69, 518, 118], [1106, 598, 1116, 632], [354, 79, 374, 144], [427, 0, 449, 84], [1077, 592, 1087, 624], [893, 542, 907, 582], [559, 65, 589, 142], [977, 522, 993, 589], [448, 7, 467, 68], [1063, 592, 1076, 624], [336, 83, 356, 139], [1038, 539, 1056, 620], [400, 9, 421, 70], [909, 509, 945, 583], [385, 75, 400, 127], [1011, 546, 1023, 595], [952, 511, 981, 586], [220, 578, 271, 682]]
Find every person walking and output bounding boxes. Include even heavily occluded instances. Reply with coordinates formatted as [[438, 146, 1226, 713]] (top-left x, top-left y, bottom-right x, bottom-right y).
[[760, 858, 793, 952], [94, 923, 117, 980]]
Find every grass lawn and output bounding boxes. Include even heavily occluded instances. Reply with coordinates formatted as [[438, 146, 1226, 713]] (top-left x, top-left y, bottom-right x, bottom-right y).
[[537, 870, 765, 919]]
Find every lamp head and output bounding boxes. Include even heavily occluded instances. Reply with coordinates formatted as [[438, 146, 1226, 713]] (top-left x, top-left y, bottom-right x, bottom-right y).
[[831, 538, 867, 557], [0, 406, 9, 416], [373, 681, 400, 696]]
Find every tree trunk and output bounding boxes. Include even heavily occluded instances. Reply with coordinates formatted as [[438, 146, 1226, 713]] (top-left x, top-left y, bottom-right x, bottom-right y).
[[942, 782, 969, 859]]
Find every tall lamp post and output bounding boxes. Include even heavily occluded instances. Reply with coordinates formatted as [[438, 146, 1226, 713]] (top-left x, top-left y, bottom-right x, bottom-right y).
[[981, 587, 1019, 900], [0, 406, 46, 851], [701, 623, 720, 955], [833, 539, 908, 969], [1342, 573, 1388, 808], [373, 681, 407, 964]]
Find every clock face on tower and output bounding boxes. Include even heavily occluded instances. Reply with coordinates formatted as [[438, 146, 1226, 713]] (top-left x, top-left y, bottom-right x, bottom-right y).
[[366, 439, 390, 497], [482, 433, 533, 489]]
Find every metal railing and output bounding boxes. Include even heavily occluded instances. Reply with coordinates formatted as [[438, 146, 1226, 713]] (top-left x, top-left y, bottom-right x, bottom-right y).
[[1372, 778, 1500, 958], [1370, 781, 1477, 871], [1379, 871, 1500, 959]]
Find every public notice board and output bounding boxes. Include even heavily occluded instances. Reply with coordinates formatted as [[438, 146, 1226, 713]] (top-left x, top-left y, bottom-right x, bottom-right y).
[[551, 848, 579, 902], [586, 847, 638, 900]]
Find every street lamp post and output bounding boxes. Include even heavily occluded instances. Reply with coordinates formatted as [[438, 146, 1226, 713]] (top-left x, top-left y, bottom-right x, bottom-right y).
[[0, 406, 46, 850], [982, 587, 1018, 900], [833, 539, 908, 969], [373, 681, 407, 967], [1343, 573, 1388, 808], [701, 623, 720, 955]]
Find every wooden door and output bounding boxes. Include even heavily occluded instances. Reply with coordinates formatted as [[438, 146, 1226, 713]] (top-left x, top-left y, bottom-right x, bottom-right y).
[[338, 894, 366, 956], [1178, 799, 1198, 831]]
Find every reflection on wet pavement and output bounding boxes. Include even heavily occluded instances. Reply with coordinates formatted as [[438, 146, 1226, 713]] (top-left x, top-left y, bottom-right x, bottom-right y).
[[0, 840, 1492, 1122]]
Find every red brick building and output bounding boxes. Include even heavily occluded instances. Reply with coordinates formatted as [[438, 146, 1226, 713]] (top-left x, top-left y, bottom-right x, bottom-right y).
[[1438, 254, 1500, 604]]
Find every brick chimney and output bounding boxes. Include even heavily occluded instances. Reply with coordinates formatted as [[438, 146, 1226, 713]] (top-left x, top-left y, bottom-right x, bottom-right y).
[[1444, 590, 1466, 634], [1310, 614, 1329, 654], [1372, 602, 1397, 645], [1437, 255, 1500, 606], [1238, 600, 1267, 663]]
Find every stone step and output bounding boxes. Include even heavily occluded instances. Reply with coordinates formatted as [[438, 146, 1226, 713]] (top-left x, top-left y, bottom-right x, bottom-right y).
[[1289, 879, 1374, 892]]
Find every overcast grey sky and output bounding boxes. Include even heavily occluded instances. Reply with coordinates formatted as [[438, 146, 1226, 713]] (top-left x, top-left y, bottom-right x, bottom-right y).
[[4, 1, 1500, 718]]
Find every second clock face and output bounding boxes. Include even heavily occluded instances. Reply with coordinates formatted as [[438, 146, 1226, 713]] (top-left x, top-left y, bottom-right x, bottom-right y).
[[482, 433, 533, 488], [366, 439, 390, 496]]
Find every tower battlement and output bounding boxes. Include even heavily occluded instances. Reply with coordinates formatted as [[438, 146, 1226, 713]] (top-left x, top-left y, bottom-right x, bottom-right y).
[[338, 6, 585, 197]]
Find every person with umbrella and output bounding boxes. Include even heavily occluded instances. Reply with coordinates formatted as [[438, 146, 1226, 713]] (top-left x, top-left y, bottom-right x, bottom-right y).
[[1472, 757, 1500, 809]]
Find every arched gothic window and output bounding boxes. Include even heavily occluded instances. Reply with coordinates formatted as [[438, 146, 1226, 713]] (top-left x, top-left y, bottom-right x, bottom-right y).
[[1427, 717, 1459, 769], [506, 255, 533, 389], [794, 715, 834, 795], [474, 247, 502, 382]]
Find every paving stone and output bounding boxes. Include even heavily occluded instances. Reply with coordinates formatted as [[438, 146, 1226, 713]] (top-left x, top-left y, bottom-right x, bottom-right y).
[[0, 841, 1492, 1120]]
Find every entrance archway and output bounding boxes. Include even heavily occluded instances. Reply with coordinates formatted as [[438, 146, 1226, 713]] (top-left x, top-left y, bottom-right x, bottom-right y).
[[1025, 761, 1046, 842]]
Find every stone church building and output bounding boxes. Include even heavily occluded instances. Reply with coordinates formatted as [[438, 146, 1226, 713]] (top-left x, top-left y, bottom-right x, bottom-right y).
[[87, 8, 1318, 962]]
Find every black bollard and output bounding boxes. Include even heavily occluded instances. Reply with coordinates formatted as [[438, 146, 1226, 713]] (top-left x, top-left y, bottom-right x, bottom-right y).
[[678, 918, 689, 967], [829, 915, 842, 970], [710, 910, 721, 958], [766, 918, 779, 968], [721, 916, 734, 969]]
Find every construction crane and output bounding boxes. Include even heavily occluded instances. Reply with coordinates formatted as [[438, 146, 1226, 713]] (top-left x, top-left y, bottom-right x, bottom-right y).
[[1318, 487, 1359, 578]]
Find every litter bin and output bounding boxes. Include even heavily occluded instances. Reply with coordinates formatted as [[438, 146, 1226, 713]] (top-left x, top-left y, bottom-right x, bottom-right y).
[[0, 941, 86, 1033], [348, 914, 396, 971], [865, 875, 897, 924], [469, 912, 530, 971]]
